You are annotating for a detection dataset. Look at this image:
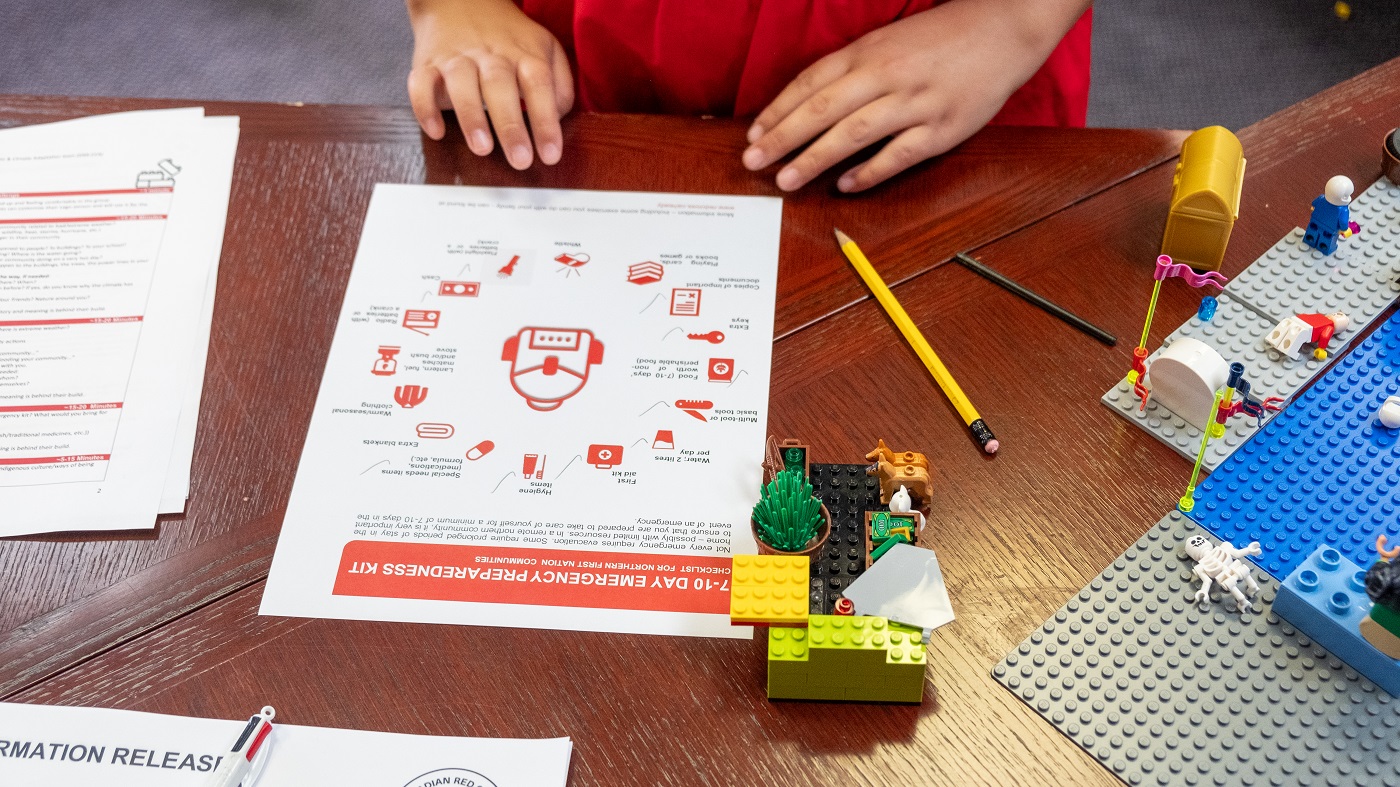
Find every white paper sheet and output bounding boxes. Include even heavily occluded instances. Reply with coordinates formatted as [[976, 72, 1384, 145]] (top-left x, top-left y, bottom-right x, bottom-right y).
[[0, 108, 238, 533], [263, 184, 781, 638], [0, 702, 571, 787]]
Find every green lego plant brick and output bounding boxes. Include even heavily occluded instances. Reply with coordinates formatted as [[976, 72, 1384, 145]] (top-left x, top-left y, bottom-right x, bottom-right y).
[[766, 616, 926, 703]]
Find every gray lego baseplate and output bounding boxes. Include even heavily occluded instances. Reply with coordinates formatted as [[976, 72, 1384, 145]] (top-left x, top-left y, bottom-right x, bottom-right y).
[[993, 511, 1400, 787], [1228, 178, 1400, 339], [1100, 293, 1316, 470], [1102, 177, 1400, 471]]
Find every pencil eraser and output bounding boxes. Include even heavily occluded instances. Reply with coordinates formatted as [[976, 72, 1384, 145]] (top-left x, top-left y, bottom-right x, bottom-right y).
[[983, 439, 999, 454]]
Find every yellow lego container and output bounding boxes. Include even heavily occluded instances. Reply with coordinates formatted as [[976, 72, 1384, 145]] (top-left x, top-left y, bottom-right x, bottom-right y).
[[729, 554, 809, 627], [1160, 126, 1245, 273]]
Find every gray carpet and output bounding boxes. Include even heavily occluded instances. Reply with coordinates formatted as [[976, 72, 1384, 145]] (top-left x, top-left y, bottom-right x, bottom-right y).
[[0, 1, 1396, 130]]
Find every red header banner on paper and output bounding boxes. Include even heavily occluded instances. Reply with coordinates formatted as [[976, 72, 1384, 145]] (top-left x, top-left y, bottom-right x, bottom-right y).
[[0, 454, 110, 466], [332, 540, 731, 614]]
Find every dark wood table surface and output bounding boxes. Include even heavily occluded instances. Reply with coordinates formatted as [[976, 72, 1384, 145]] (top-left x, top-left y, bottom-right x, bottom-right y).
[[4, 55, 1399, 786]]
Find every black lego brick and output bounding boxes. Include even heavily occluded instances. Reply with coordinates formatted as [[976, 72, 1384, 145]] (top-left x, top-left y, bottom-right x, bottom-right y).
[[807, 463, 878, 614]]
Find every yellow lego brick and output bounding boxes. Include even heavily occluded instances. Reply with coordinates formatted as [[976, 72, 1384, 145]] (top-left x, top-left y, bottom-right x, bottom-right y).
[[730, 554, 809, 627], [765, 617, 927, 703]]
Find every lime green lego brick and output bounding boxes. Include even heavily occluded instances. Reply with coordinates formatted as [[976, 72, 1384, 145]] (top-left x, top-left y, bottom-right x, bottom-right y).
[[766, 617, 927, 703], [730, 554, 810, 627]]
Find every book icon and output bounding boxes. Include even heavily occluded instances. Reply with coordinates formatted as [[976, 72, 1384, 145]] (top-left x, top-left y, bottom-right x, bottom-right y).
[[628, 261, 664, 285]]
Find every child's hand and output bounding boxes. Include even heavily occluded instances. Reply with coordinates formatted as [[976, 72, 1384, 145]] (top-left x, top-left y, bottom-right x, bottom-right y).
[[743, 0, 1087, 192], [406, 0, 574, 169]]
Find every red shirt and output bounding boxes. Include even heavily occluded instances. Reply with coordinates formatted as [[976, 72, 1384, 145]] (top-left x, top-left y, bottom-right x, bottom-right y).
[[522, 0, 1092, 126]]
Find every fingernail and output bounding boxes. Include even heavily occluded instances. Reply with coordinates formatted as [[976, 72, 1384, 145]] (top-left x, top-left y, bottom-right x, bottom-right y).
[[742, 147, 766, 171], [837, 174, 856, 192], [509, 145, 531, 169], [470, 130, 491, 154], [746, 124, 764, 144], [776, 167, 801, 191], [540, 143, 560, 165]]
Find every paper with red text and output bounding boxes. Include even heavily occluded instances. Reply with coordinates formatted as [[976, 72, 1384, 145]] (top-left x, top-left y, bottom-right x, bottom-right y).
[[262, 184, 781, 637], [0, 109, 239, 534]]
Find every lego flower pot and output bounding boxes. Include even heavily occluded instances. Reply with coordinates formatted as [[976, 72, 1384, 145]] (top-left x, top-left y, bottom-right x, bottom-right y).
[[1384, 128, 1400, 186], [752, 503, 831, 560]]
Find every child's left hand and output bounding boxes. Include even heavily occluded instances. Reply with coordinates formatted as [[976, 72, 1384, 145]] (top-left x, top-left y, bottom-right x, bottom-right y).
[[742, 0, 1087, 192]]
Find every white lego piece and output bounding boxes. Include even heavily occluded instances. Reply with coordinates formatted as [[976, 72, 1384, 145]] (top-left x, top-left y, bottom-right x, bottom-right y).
[[888, 485, 926, 531], [1144, 337, 1229, 429], [842, 543, 954, 633], [1379, 395, 1400, 429], [1184, 534, 1262, 613]]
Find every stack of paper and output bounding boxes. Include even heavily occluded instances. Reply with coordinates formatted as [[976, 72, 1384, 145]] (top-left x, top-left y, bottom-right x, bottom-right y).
[[0, 108, 239, 535]]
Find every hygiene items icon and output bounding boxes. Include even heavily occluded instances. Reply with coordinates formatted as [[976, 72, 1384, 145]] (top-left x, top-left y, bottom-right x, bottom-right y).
[[502, 327, 604, 411]]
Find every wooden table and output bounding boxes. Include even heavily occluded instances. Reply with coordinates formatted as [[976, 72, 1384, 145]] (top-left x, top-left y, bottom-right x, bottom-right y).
[[4, 55, 1398, 785]]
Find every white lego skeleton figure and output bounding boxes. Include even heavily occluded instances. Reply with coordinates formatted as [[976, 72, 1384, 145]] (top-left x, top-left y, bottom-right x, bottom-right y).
[[1184, 535, 1263, 612], [889, 485, 926, 532]]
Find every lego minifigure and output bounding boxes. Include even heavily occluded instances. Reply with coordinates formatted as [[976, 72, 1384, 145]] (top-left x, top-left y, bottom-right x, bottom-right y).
[[1361, 536, 1400, 658], [1265, 311, 1350, 360], [1184, 534, 1262, 613], [1303, 175, 1355, 255]]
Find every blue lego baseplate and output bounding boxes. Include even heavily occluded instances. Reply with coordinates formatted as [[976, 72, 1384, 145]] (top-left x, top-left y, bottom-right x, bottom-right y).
[[1183, 310, 1400, 582], [994, 511, 1400, 787], [1274, 544, 1400, 697]]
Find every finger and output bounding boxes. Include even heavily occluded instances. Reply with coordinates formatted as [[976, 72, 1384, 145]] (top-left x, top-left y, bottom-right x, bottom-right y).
[[836, 124, 950, 193], [407, 66, 446, 140], [742, 73, 882, 171], [746, 54, 850, 146], [518, 57, 563, 165], [439, 58, 493, 155], [551, 39, 576, 115], [479, 57, 533, 169], [772, 96, 911, 191]]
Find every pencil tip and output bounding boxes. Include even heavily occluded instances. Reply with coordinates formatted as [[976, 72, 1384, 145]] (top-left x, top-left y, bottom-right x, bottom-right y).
[[833, 227, 849, 245]]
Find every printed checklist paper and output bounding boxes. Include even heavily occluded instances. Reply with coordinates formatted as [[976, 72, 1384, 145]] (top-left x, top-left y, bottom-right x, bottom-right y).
[[0, 702, 572, 786], [0, 108, 239, 534], [263, 185, 781, 638]]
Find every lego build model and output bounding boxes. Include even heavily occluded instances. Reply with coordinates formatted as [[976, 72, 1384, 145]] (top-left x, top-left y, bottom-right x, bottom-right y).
[[1302, 175, 1356, 255], [1362, 536, 1400, 659], [1184, 534, 1262, 613], [864, 438, 932, 505], [1264, 311, 1350, 360], [1160, 126, 1245, 273]]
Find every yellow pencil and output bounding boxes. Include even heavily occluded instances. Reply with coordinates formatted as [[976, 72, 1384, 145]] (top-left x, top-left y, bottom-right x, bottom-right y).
[[834, 228, 999, 454]]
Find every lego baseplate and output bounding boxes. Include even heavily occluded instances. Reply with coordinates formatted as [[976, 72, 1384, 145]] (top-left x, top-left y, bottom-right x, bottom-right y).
[[1227, 178, 1400, 337], [1100, 293, 1321, 470], [1184, 311, 1400, 582], [994, 511, 1400, 787], [1102, 176, 1400, 471], [808, 464, 879, 614]]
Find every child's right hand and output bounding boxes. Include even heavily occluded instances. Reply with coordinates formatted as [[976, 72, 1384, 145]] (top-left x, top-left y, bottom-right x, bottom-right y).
[[406, 0, 574, 169]]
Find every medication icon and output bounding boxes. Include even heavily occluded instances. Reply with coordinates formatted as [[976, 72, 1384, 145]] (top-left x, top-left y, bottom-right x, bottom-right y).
[[466, 440, 495, 460], [587, 444, 624, 469], [371, 345, 400, 376]]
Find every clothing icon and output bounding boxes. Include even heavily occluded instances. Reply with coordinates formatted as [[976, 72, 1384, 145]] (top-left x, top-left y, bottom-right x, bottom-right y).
[[394, 385, 428, 408]]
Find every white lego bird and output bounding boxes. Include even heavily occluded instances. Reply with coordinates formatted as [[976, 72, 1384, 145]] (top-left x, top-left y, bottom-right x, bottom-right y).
[[889, 485, 926, 532]]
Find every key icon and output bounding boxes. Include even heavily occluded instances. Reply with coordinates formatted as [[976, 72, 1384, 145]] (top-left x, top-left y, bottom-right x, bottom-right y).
[[686, 330, 725, 344]]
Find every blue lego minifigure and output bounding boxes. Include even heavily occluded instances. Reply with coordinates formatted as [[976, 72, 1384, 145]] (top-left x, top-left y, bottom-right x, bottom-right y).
[[1302, 175, 1354, 255]]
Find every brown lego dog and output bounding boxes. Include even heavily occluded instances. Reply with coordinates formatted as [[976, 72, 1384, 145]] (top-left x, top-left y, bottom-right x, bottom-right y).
[[865, 439, 932, 505]]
